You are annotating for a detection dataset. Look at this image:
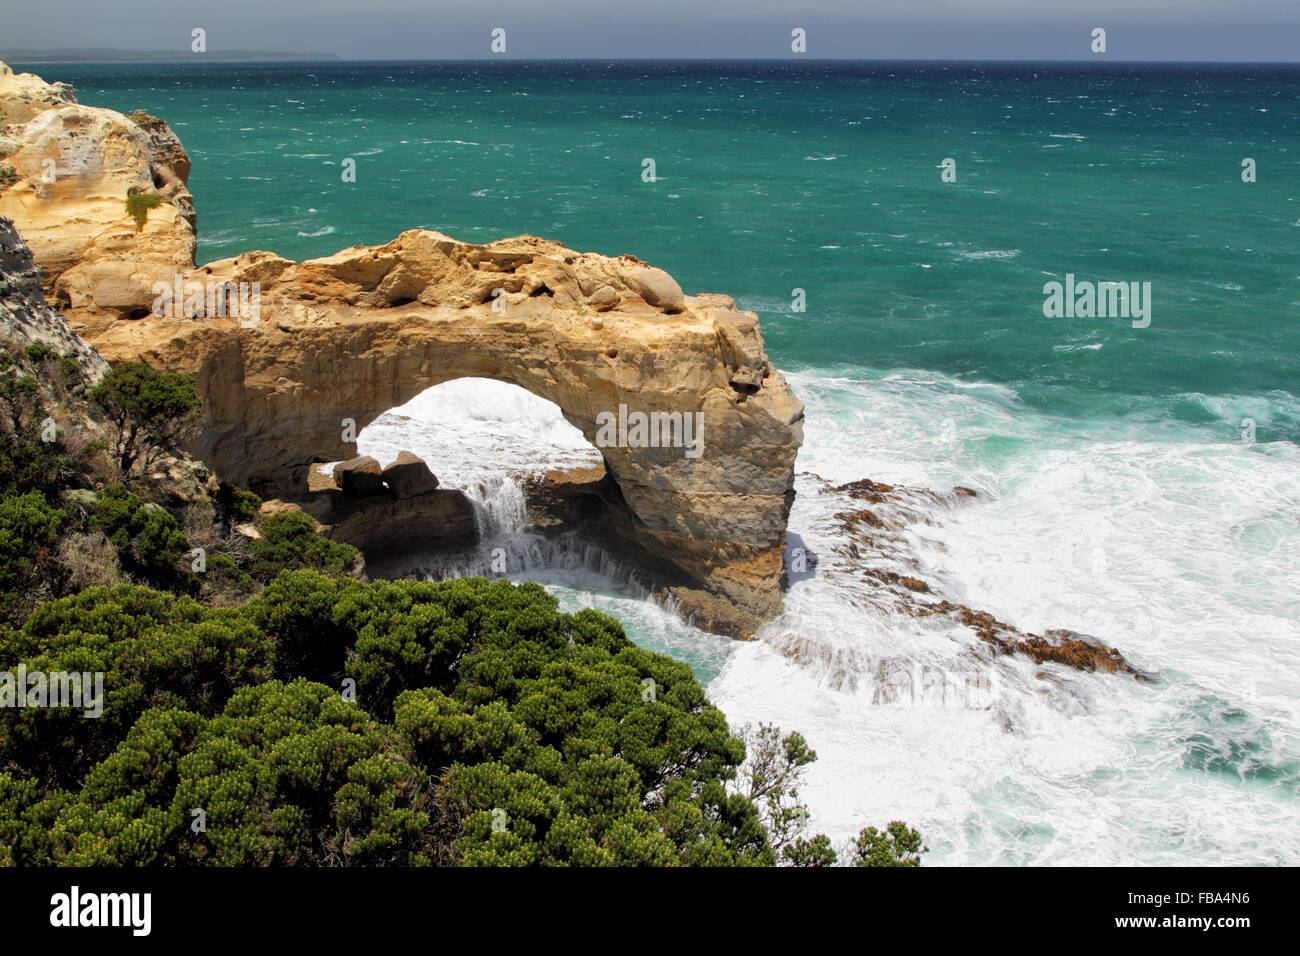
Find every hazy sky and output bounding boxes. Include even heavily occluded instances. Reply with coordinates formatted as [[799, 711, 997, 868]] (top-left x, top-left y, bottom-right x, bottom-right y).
[[3, 0, 1298, 61]]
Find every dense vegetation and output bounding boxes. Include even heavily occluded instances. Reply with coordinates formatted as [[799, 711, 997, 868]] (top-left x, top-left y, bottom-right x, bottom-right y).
[[0, 341, 925, 867]]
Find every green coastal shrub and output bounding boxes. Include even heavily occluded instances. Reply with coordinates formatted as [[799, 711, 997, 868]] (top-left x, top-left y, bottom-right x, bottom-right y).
[[93, 484, 189, 584], [89, 361, 201, 476], [0, 583, 274, 789], [213, 481, 261, 525], [0, 492, 64, 592], [852, 821, 928, 867], [247, 511, 359, 582], [0, 574, 767, 865]]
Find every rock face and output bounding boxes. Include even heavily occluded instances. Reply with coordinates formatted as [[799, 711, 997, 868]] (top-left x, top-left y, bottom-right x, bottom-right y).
[[0, 215, 107, 379], [317, 489, 477, 557], [0, 62, 806, 633], [0, 61, 196, 317]]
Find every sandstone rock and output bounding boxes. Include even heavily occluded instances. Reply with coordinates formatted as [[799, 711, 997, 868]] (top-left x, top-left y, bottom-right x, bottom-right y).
[[128, 111, 192, 185], [587, 285, 619, 311], [617, 260, 685, 312], [334, 456, 385, 498], [0, 60, 196, 316], [0, 61, 76, 127], [382, 451, 439, 498], [258, 499, 306, 517], [308, 464, 340, 493]]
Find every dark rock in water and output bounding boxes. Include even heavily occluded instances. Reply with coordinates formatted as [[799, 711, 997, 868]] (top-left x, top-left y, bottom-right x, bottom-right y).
[[382, 450, 439, 498], [334, 455, 385, 498], [664, 585, 763, 641]]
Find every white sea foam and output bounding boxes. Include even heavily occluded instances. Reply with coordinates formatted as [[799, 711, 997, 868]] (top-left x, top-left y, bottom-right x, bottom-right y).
[[709, 368, 1300, 865]]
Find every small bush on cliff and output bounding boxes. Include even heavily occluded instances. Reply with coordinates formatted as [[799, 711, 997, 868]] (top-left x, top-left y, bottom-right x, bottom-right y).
[[90, 361, 201, 476], [213, 481, 262, 526], [0, 491, 66, 620], [124, 191, 163, 232]]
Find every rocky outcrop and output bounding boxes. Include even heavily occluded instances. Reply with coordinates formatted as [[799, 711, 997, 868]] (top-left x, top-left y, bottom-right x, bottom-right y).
[[334, 455, 385, 498], [824, 475, 1148, 678], [66, 231, 805, 626], [315, 489, 477, 557], [0, 61, 196, 317], [0, 62, 805, 634], [382, 451, 439, 498], [294, 452, 475, 559], [0, 215, 106, 379]]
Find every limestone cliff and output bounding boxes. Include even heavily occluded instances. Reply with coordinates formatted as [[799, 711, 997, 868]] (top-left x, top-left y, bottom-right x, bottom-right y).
[[0, 62, 196, 314], [0, 60, 805, 635]]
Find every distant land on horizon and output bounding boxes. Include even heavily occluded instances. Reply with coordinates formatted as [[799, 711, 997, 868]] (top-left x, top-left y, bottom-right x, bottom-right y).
[[3, 49, 1299, 66], [0, 48, 340, 63]]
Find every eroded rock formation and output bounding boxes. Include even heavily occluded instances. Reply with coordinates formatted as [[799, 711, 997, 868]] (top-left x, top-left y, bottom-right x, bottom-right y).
[[0, 62, 196, 316], [0, 61, 805, 633], [76, 230, 805, 627]]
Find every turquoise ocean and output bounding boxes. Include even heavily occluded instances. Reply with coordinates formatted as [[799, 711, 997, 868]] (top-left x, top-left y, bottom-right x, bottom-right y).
[[20, 60, 1300, 864]]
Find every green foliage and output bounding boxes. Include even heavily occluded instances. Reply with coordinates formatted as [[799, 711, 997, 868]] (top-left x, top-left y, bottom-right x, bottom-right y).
[[0, 573, 794, 866], [93, 484, 189, 585], [852, 821, 928, 867], [247, 511, 358, 582], [213, 481, 261, 524], [198, 552, 255, 604], [0, 492, 65, 620], [89, 361, 201, 476], [18, 682, 443, 866], [0, 583, 274, 789], [0, 491, 64, 593], [124, 191, 163, 232], [781, 833, 839, 867], [737, 722, 827, 864]]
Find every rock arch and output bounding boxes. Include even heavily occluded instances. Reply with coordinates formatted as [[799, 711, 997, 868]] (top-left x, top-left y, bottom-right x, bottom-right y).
[[0, 61, 804, 631], [83, 230, 806, 633]]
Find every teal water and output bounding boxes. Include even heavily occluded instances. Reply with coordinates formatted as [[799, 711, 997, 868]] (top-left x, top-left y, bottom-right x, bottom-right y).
[[17, 60, 1300, 864]]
